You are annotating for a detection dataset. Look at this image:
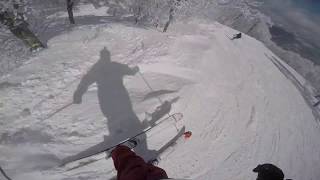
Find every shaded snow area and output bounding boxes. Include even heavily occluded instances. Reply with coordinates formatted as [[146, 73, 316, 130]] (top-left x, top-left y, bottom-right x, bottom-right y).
[[1, 20, 320, 180]]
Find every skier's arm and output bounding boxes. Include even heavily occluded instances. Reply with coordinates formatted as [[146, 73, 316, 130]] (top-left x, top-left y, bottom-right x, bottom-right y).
[[73, 66, 97, 104]]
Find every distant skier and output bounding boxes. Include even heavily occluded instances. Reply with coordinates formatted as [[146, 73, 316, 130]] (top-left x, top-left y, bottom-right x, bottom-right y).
[[231, 32, 242, 40], [313, 95, 320, 107], [253, 163, 290, 180], [111, 145, 168, 180]]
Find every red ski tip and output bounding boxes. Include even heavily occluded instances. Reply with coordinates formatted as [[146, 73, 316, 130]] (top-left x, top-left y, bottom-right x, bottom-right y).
[[183, 131, 192, 139]]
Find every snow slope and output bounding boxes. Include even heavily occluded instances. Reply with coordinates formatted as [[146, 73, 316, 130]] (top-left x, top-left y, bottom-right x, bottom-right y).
[[1, 19, 320, 180]]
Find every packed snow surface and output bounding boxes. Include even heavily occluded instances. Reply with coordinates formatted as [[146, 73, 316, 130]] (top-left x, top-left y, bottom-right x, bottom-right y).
[[1, 19, 320, 180]]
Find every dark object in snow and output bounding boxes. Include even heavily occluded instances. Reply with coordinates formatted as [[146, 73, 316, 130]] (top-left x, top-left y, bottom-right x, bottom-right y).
[[66, 0, 75, 24], [0, 9, 44, 51], [231, 33, 242, 40], [112, 145, 168, 180], [253, 164, 285, 180]]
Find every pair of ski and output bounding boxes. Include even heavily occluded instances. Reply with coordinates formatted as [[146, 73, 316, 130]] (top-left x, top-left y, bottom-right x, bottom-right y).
[[60, 113, 187, 171]]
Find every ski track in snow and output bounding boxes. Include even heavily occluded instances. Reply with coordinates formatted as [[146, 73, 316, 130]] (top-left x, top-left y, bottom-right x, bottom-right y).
[[0, 20, 320, 180]]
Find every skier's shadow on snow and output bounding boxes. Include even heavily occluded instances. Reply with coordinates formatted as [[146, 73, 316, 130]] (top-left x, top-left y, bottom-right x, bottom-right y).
[[69, 47, 154, 162]]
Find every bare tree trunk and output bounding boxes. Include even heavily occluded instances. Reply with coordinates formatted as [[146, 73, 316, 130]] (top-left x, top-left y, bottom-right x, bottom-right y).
[[10, 25, 45, 49], [0, 10, 44, 51], [67, 0, 75, 24], [163, 8, 174, 32], [135, 6, 142, 24]]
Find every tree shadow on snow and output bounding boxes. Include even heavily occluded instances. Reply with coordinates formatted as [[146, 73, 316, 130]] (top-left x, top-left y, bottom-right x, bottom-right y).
[[62, 47, 155, 164]]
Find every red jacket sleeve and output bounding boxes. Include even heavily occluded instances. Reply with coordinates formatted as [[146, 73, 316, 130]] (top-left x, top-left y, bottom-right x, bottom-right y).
[[111, 145, 168, 180]]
